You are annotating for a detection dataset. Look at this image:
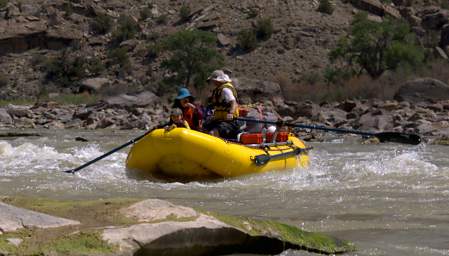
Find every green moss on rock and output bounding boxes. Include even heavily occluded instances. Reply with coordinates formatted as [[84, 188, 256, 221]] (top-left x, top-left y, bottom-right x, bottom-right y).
[[1, 196, 139, 227], [206, 212, 356, 254], [42, 231, 115, 255]]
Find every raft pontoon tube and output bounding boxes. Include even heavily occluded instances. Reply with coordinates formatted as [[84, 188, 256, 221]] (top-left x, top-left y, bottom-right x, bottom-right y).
[[126, 128, 310, 180]]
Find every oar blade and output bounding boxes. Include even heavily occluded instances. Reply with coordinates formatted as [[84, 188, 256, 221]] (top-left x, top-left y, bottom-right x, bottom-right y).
[[375, 132, 421, 145]]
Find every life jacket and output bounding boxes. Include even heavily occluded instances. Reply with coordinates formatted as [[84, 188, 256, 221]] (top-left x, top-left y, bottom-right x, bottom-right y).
[[167, 119, 190, 129], [210, 82, 239, 120], [182, 104, 203, 130]]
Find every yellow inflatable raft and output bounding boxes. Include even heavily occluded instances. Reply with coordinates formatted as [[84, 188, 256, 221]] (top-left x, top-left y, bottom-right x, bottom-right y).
[[126, 128, 310, 180]]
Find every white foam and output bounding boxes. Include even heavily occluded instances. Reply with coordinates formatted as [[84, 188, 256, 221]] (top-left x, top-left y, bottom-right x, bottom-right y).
[[0, 139, 445, 197]]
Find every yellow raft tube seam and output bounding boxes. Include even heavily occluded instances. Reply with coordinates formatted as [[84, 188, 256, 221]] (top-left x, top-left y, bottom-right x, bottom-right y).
[[126, 128, 309, 180]]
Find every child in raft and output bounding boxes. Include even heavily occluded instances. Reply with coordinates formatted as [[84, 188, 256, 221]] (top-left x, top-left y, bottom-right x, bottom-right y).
[[160, 108, 190, 131]]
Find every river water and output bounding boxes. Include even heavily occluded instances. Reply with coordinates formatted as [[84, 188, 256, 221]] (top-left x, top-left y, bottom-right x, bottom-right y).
[[1, 129, 448, 256]]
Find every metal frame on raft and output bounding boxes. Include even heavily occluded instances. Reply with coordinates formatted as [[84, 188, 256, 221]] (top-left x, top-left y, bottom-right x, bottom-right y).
[[252, 147, 312, 166], [232, 129, 313, 166]]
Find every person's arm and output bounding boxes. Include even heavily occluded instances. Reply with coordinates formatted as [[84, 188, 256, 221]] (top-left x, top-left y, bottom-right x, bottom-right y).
[[222, 88, 237, 120], [229, 100, 238, 114], [195, 106, 204, 129]]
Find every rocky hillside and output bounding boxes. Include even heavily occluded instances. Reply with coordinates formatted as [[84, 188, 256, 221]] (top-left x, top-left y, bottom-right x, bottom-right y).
[[0, 0, 448, 101]]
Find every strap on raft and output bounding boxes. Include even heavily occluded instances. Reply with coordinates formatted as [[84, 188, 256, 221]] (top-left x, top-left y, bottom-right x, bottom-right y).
[[252, 147, 313, 166]]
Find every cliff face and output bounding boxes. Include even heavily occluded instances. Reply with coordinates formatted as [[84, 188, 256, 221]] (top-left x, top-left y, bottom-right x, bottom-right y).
[[0, 0, 448, 101]]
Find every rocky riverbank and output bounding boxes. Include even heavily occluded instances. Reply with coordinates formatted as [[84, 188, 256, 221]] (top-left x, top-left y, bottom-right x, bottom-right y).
[[0, 89, 448, 144], [0, 196, 355, 255]]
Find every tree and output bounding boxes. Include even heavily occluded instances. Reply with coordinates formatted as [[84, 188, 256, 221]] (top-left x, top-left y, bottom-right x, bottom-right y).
[[160, 29, 224, 88], [329, 12, 425, 79]]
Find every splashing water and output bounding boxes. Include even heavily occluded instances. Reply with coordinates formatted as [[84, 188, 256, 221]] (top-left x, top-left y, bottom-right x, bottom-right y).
[[0, 136, 445, 197]]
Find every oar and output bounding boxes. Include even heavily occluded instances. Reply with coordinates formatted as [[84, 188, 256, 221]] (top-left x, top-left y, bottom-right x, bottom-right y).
[[64, 128, 157, 174], [237, 117, 421, 145]]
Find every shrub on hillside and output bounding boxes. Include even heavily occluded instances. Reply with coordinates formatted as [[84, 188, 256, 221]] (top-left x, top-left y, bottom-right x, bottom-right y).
[[237, 29, 258, 51], [317, 0, 334, 14], [91, 13, 113, 35], [108, 47, 132, 74], [87, 57, 105, 75], [156, 14, 168, 25], [442, 0, 449, 9], [246, 7, 259, 19], [0, 73, 7, 88], [140, 6, 153, 20], [302, 71, 322, 85], [255, 18, 274, 41], [329, 12, 425, 79], [44, 52, 89, 88], [0, 0, 8, 9], [323, 66, 352, 85], [179, 4, 191, 22], [112, 15, 140, 44], [62, 2, 73, 17], [146, 43, 162, 62], [160, 29, 224, 88]]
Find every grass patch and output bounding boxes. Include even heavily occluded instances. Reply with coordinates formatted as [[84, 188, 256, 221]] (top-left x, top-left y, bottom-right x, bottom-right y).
[[0, 0, 8, 9], [43, 231, 115, 255], [0, 229, 115, 255], [0, 196, 139, 227], [206, 211, 356, 254], [0, 197, 141, 255], [0, 98, 35, 107]]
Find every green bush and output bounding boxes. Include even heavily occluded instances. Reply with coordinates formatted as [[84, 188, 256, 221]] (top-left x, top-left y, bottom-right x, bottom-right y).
[[179, 4, 191, 22], [0, 73, 7, 88], [302, 71, 321, 85], [246, 7, 259, 19], [323, 66, 352, 85], [160, 29, 224, 88], [237, 29, 258, 51], [317, 0, 334, 14], [140, 6, 153, 20], [62, 2, 73, 17], [329, 12, 425, 78], [108, 47, 129, 66], [255, 18, 273, 41], [442, 0, 449, 9], [0, 0, 8, 9], [87, 57, 105, 75], [112, 15, 140, 44], [156, 14, 168, 25], [44, 52, 89, 87], [146, 43, 161, 61], [108, 47, 132, 75], [91, 13, 113, 35]]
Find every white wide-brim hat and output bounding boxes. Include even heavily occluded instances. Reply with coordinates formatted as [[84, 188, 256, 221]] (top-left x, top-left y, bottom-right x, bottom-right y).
[[208, 70, 232, 83]]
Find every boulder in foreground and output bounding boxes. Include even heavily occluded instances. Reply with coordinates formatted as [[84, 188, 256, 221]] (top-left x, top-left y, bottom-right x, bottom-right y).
[[0, 197, 355, 255]]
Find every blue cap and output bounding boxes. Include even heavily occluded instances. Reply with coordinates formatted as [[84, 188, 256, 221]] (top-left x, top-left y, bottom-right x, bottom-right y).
[[175, 87, 193, 100]]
